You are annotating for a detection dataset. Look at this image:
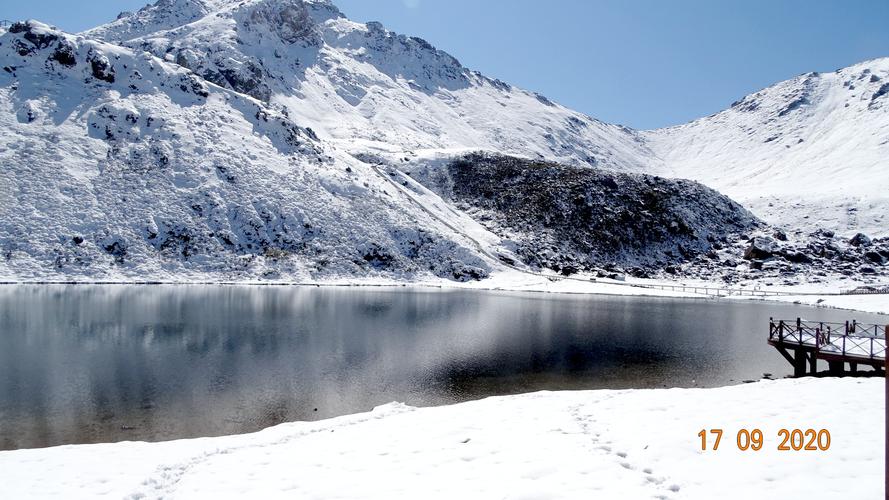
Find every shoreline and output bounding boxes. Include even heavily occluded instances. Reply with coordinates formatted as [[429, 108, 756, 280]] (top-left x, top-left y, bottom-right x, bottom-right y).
[[1, 274, 887, 315]]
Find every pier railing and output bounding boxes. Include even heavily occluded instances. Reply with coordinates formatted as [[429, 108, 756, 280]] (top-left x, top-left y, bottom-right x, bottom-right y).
[[842, 285, 889, 295], [636, 283, 793, 297], [769, 318, 886, 362]]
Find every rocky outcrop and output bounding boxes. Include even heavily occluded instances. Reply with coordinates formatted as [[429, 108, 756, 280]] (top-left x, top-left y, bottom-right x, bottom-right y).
[[408, 153, 759, 276], [683, 228, 889, 285], [743, 237, 778, 260]]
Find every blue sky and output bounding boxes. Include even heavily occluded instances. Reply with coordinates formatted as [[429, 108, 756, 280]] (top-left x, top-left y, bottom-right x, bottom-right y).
[[4, 0, 888, 129]]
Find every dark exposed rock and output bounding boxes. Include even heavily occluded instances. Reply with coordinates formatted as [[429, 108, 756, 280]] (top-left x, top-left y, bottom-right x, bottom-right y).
[[849, 233, 872, 247], [743, 237, 777, 260], [560, 265, 580, 276], [782, 251, 813, 264], [49, 41, 77, 67], [865, 251, 886, 265], [773, 229, 787, 241], [177, 73, 209, 97], [246, 0, 315, 44], [414, 153, 758, 274], [204, 60, 269, 102], [8, 22, 30, 34], [451, 264, 488, 282], [99, 236, 128, 264], [88, 51, 115, 83], [11, 22, 60, 49], [361, 245, 395, 269]]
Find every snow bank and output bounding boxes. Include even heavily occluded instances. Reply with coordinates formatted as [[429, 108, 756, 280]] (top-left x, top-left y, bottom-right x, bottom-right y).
[[0, 378, 881, 499]]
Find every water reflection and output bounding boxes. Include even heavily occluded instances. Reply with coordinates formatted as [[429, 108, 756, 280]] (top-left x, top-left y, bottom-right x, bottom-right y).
[[0, 285, 884, 450]]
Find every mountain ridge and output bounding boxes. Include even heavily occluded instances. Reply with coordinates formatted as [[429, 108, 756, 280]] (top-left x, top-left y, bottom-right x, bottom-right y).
[[80, 0, 656, 172], [646, 56, 889, 237], [80, 0, 888, 238], [1, 0, 887, 285]]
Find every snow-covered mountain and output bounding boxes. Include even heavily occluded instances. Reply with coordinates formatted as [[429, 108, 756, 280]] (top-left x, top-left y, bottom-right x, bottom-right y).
[[646, 58, 889, 238], [84, 0, 888, 238], [1, 0, 886, 283], [82, 0, 655, 172], [0, 20, 494, 282]]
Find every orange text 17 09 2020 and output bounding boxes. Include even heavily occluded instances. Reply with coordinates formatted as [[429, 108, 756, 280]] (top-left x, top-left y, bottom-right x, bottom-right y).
[[698, 429, 831, 451]]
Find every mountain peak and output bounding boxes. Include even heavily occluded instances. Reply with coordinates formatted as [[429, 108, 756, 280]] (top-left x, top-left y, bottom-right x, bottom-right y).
[[74, 0, 653, 172], [84, 0, 343, 44]]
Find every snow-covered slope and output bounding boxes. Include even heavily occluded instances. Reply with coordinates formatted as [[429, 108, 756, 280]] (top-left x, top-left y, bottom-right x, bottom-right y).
[[83, 0, 655, 172], [1, 0, 886, 283], [88, 0, 888, 239], [646, 59, 889, 237], [0, 20, 493, 282]]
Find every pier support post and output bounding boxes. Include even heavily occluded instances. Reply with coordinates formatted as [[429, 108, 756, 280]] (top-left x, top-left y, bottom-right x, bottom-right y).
[[828, 361, 844, 375], [793, 350, 807, 377], [808, 352, 817, 375]]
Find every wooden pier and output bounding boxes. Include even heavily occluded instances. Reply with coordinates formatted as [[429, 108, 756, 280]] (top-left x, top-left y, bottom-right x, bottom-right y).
[[768, 318, 887, 377]]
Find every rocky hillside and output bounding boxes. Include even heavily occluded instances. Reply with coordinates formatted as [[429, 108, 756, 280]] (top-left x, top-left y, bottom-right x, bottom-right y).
[[403, 153, 759, 277]]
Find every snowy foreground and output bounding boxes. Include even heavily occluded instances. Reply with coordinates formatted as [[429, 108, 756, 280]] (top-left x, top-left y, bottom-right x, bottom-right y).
[[1, 378, 882, 500]]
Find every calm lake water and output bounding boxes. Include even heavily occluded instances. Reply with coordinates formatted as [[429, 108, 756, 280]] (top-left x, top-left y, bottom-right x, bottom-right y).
[[0, 285, 884, 450]]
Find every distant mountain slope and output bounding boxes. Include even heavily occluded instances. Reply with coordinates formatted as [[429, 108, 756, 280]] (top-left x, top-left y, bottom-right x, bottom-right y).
[[645, 58, 889, 237], [83, 0, 655, 172]]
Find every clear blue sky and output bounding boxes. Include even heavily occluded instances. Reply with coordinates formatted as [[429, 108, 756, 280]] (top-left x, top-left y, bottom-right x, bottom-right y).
[[4, 0, 888, 129]]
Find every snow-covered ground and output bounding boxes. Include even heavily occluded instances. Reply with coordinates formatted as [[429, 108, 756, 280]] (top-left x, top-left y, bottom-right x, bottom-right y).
[[1, 378, 881, 499]]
